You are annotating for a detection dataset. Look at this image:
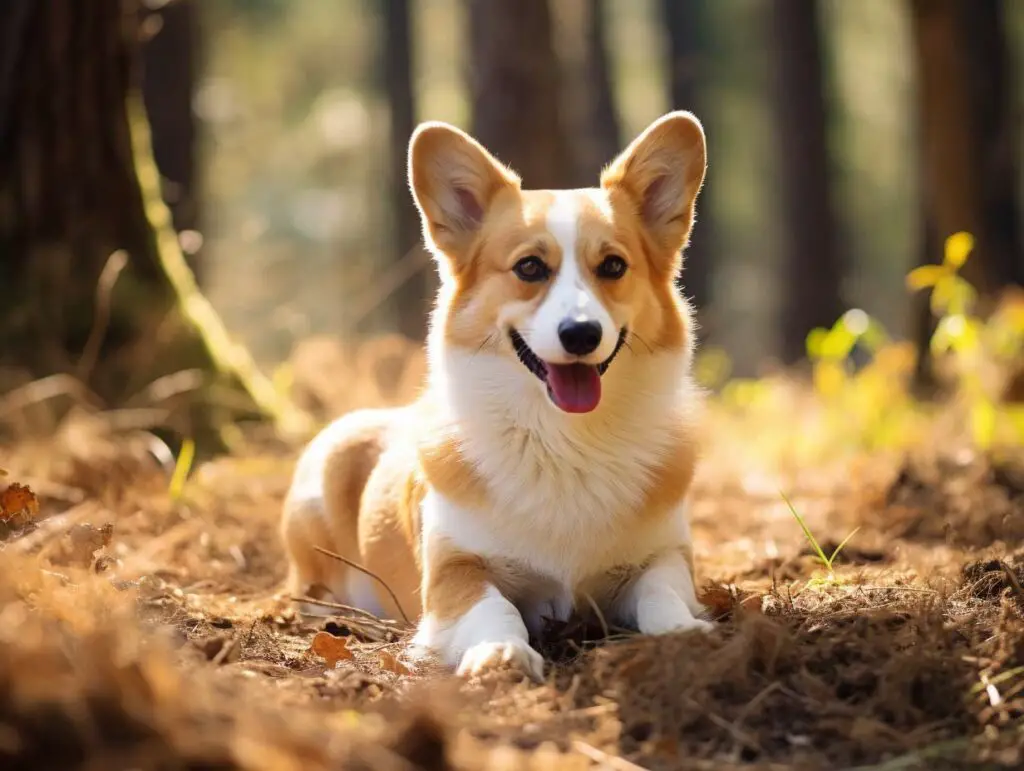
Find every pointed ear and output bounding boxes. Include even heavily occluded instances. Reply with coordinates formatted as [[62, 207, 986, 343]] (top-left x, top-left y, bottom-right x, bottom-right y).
[[408, 121, 520, 266], [601, 111, 707, 261]]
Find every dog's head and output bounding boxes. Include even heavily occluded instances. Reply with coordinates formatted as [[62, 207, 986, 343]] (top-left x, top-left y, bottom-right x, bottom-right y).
[[409, 112, 706, 415]]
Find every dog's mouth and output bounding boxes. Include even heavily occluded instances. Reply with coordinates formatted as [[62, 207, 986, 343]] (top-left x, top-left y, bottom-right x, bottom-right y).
[[509, 327, 627, 414]]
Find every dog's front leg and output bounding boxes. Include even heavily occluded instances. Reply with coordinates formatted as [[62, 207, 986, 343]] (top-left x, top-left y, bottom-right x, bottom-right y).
[[617, 546, 714, 636], [411, 536, 544, 682]]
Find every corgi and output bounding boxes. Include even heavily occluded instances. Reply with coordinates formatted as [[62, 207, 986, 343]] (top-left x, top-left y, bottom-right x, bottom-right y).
[[281, 111, 711, 681]]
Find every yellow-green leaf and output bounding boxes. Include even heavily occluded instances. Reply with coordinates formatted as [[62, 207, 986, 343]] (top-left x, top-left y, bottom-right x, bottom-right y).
[[813, 360, 846, 398], [820, 327, 857, 361], [906, 264, 945, 291], [806, 327, 828, 360], [169, 438, 196, 501], [944, 231, 974, 269], [970, 400, 996, 449]]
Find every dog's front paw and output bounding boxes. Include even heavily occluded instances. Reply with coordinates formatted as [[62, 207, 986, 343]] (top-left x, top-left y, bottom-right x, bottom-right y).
[[639, 614, 714, 636], [456, 640, 545, 682]]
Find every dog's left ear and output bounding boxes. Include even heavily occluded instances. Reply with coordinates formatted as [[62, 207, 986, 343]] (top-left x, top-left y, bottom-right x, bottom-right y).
[[601, 111, 707, 269]]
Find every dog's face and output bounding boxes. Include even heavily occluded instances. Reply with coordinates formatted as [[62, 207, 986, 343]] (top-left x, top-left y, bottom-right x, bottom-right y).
[[409, 112, 707, 414]]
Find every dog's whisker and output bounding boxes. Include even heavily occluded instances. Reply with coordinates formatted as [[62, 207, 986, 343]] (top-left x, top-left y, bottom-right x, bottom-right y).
[[629, 331, 654, 355]]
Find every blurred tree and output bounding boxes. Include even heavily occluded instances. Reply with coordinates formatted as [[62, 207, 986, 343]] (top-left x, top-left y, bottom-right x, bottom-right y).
[[572, 0, 622, 181], [381, 0, 432, 340], [0, 0, 297, 443], [661, 0, 716, 327], [465, 0, 573, 188], [770, 0, 843, 365], [908, 0, 1023, 388], [140, 0, 200, 271]]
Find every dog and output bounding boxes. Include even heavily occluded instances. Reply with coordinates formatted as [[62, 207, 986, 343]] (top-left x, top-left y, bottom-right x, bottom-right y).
[[280, 111, 712, 681]]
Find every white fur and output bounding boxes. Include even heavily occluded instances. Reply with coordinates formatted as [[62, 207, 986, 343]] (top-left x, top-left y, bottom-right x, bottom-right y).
[[410, 301, 706, 674], [526, 191, 618, 364], [344, 571, 387, 619], [412, 583, 543, 681], [615, 545, 712, 635]]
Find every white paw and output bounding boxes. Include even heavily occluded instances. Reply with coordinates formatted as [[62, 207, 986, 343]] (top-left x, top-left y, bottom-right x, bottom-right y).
[[456, 640, 545, 682], [638, 613, 714, 637]]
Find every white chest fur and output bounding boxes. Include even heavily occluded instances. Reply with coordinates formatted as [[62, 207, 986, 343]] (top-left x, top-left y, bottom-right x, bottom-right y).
[[423, 346, 698, 594]]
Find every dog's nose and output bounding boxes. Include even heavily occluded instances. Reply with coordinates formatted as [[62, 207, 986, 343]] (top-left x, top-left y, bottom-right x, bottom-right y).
[[558, 319, 603, 356]]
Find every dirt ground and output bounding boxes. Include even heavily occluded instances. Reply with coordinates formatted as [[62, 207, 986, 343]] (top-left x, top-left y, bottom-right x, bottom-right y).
[[2, 369, 1024, 770]]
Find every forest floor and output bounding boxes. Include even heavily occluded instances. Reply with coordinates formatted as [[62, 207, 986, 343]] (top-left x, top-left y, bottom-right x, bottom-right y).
[[2, 348, 1024, 771]]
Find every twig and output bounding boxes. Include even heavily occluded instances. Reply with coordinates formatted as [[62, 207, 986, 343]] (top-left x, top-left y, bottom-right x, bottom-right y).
[[571, 740, 649, 771], [347, 244, 431, 328], [76, 249, 128, 384], [0, 374, 103, 425], [580, 590, 610, 640], [290, 595, 397, 623], [313, 545, 411, 624], [999, 560, 1024, 599]]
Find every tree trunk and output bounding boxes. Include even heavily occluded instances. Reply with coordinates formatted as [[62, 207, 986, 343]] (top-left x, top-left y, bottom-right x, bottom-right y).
[[959, 0, 1023, 289], [908, 0, 1023, 389], [0, 0, 300, 443], [770, 0, 842, 365], [381, 0, 432, 340], [140, 0, 199, 264], [465, 0, 573, 189], [661, 0, 716, 326], [571, 0, 622, 181]]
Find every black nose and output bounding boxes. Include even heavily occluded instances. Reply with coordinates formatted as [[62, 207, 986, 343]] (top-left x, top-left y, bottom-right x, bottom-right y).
[[558, 319, 603, 356]]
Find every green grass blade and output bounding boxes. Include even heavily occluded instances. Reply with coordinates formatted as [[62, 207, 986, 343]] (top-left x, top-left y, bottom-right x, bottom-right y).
[[828, 527, 861, 568], [169, 438, 195, 501], [781, 491, 830, 568]]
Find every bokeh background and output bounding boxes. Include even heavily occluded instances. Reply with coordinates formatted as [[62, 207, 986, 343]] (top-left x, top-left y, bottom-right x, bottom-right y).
[[1, 0, 1023, 443], [191, 0, 1024, 374]]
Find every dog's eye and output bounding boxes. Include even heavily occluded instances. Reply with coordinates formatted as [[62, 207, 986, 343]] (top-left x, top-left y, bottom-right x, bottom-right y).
[[597, 255, 628, 280], [513, 256, 550, 282]]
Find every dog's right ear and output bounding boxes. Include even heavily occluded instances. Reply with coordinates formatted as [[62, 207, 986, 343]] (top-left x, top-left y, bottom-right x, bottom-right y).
[[408, 122, 520, 268]]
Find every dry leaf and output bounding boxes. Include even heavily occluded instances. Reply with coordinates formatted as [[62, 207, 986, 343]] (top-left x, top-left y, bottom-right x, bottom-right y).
[[698, 584, 734, 619], [739, 592, 765, 615], [377, 649, 411, 676], [310, 631, 353, 667], [59, 523, 115, 566], [699, 583, 764, 620], [0, 482, 40, 524]]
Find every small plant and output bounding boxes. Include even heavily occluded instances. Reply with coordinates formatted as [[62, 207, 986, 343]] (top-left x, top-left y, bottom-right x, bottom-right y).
[[908, 231, 1024, 449], [781, 491, 859, 587], [169, 438, 196, 502]]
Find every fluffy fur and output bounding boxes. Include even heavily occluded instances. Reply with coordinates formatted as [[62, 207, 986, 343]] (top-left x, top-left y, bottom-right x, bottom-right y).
[[280, 111, 712, 681]]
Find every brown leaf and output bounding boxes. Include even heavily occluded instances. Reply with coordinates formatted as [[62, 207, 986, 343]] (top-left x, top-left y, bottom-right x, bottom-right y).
[[699, 583, 765, 620], [310, 631, 353, 668], [739, 592, 765, 614], [698, 584, 734, 619], [0, 482, 40, 524], [377, 649, 411, 676], [57, 522, 115, 566]]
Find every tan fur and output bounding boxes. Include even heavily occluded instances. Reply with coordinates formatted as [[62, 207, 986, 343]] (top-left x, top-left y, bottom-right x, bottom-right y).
[[422, 543, 489, 621]]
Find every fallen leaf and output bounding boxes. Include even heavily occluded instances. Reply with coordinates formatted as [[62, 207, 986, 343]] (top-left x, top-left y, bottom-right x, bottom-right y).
[[698, 584, 734, 619], [310, 631, 353, 667], [0, 482, 40, 524], [739, 592, 765, 615], [377, 649, 411, 676], [699, 583, 764, 619], [62, 522, 114, 565]]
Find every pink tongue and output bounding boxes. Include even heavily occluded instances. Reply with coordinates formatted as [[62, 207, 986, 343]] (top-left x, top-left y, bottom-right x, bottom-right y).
[[545, 364, 602, 413]]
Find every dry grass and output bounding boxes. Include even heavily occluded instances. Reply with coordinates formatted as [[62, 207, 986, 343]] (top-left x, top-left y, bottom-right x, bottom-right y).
[[2, 337, 1024, 770]]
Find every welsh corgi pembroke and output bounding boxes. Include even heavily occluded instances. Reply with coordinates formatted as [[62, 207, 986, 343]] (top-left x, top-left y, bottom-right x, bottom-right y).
[[281, 111, 711, 681]]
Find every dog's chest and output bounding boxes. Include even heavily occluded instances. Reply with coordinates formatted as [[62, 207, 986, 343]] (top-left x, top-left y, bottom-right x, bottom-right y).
[[454, 419, 675, 581]]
